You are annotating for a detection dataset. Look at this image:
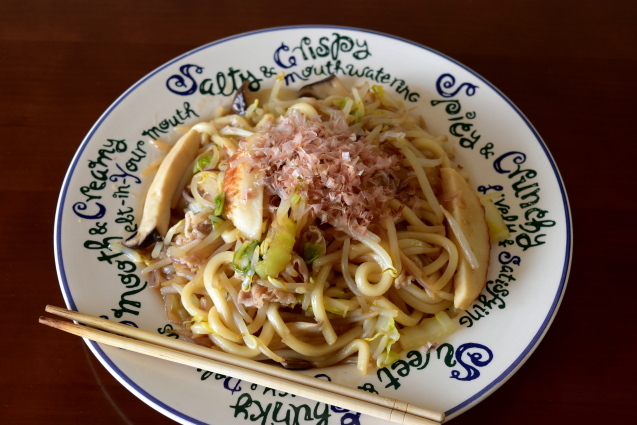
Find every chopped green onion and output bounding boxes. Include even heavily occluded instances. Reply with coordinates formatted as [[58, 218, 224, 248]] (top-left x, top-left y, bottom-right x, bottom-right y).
[[193, 155, 212, 173], [213, 193, 225, 216], [233, 240, 260, 276], [303, 243, 322, 265]]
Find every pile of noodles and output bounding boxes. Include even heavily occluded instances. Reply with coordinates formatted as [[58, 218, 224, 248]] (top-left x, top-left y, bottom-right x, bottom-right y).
[[127, 77, 476, 374]]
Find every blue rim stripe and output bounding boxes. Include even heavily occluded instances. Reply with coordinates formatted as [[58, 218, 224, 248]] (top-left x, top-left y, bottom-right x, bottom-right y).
[[54, 25, 572, 423]]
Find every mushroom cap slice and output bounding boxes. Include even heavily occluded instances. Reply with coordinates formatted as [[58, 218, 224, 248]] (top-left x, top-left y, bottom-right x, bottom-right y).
[[232, 80, 255, 115], [125, 129, 201, 248], [298, 75, 349, 99], [440, 167, 491, 310]]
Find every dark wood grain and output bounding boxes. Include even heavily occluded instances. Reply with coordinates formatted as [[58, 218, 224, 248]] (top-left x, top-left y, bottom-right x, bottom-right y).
[[1, 0, 635, 424]]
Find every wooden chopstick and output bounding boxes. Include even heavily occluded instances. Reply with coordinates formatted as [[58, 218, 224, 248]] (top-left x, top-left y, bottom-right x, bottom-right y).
[[41, 305, 445, 424]]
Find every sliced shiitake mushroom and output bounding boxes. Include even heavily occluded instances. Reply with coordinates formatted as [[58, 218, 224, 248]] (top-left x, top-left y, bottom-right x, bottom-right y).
[[124, 129, 201, 248], [298, 74, 349, 99], [280, 358, 313, 370], [232, 80, 255, 115]]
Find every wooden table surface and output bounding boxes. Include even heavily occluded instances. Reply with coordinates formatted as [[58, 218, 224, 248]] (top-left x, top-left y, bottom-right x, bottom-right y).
[[1, 1, 635, 424]]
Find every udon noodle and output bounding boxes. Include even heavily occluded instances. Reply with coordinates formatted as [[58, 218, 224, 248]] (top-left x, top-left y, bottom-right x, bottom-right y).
[[125, 75, 496, 374]]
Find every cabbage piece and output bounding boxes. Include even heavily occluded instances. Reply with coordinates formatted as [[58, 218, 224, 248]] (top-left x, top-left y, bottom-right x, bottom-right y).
[[365, 316, 401, 368], [479, 195, 510, 243], [255, 217, 297, 278], [398, 311, 457, 352]]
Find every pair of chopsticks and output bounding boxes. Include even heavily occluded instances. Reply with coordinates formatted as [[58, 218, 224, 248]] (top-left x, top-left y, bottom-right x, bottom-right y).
[[40, 305, 445, 425]]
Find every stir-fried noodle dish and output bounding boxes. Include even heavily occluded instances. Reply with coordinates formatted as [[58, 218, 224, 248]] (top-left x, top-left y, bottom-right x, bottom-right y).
[[123, 75, 507, 374]]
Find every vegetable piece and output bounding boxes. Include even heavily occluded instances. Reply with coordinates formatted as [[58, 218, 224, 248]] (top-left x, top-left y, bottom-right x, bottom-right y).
[[398, 311, 457, 352], [193, 155, 212, 173], [298, 74, 349, 99], [125, 129, 201, 248], [303, 243, 322, 265], [255, 217, 297, 278], [233, 240, 260, 276], [223, 152, 264, 240], [479, 195, 511, 243], [213, 193, 225, 217], [440, 167, 491, 310], [365, 316, 401, 368], [232, 80, 254, 115]]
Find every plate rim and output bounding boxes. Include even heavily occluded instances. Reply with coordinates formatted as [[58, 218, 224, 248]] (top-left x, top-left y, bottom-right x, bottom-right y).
[[53, 24, 573, 423]]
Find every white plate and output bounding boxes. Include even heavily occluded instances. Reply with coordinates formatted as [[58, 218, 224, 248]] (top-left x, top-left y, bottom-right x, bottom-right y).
[[55, 26, 572, 424]]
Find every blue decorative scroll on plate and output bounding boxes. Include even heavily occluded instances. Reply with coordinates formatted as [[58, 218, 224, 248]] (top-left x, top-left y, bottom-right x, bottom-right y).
[[55, 26, 571, 424]]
